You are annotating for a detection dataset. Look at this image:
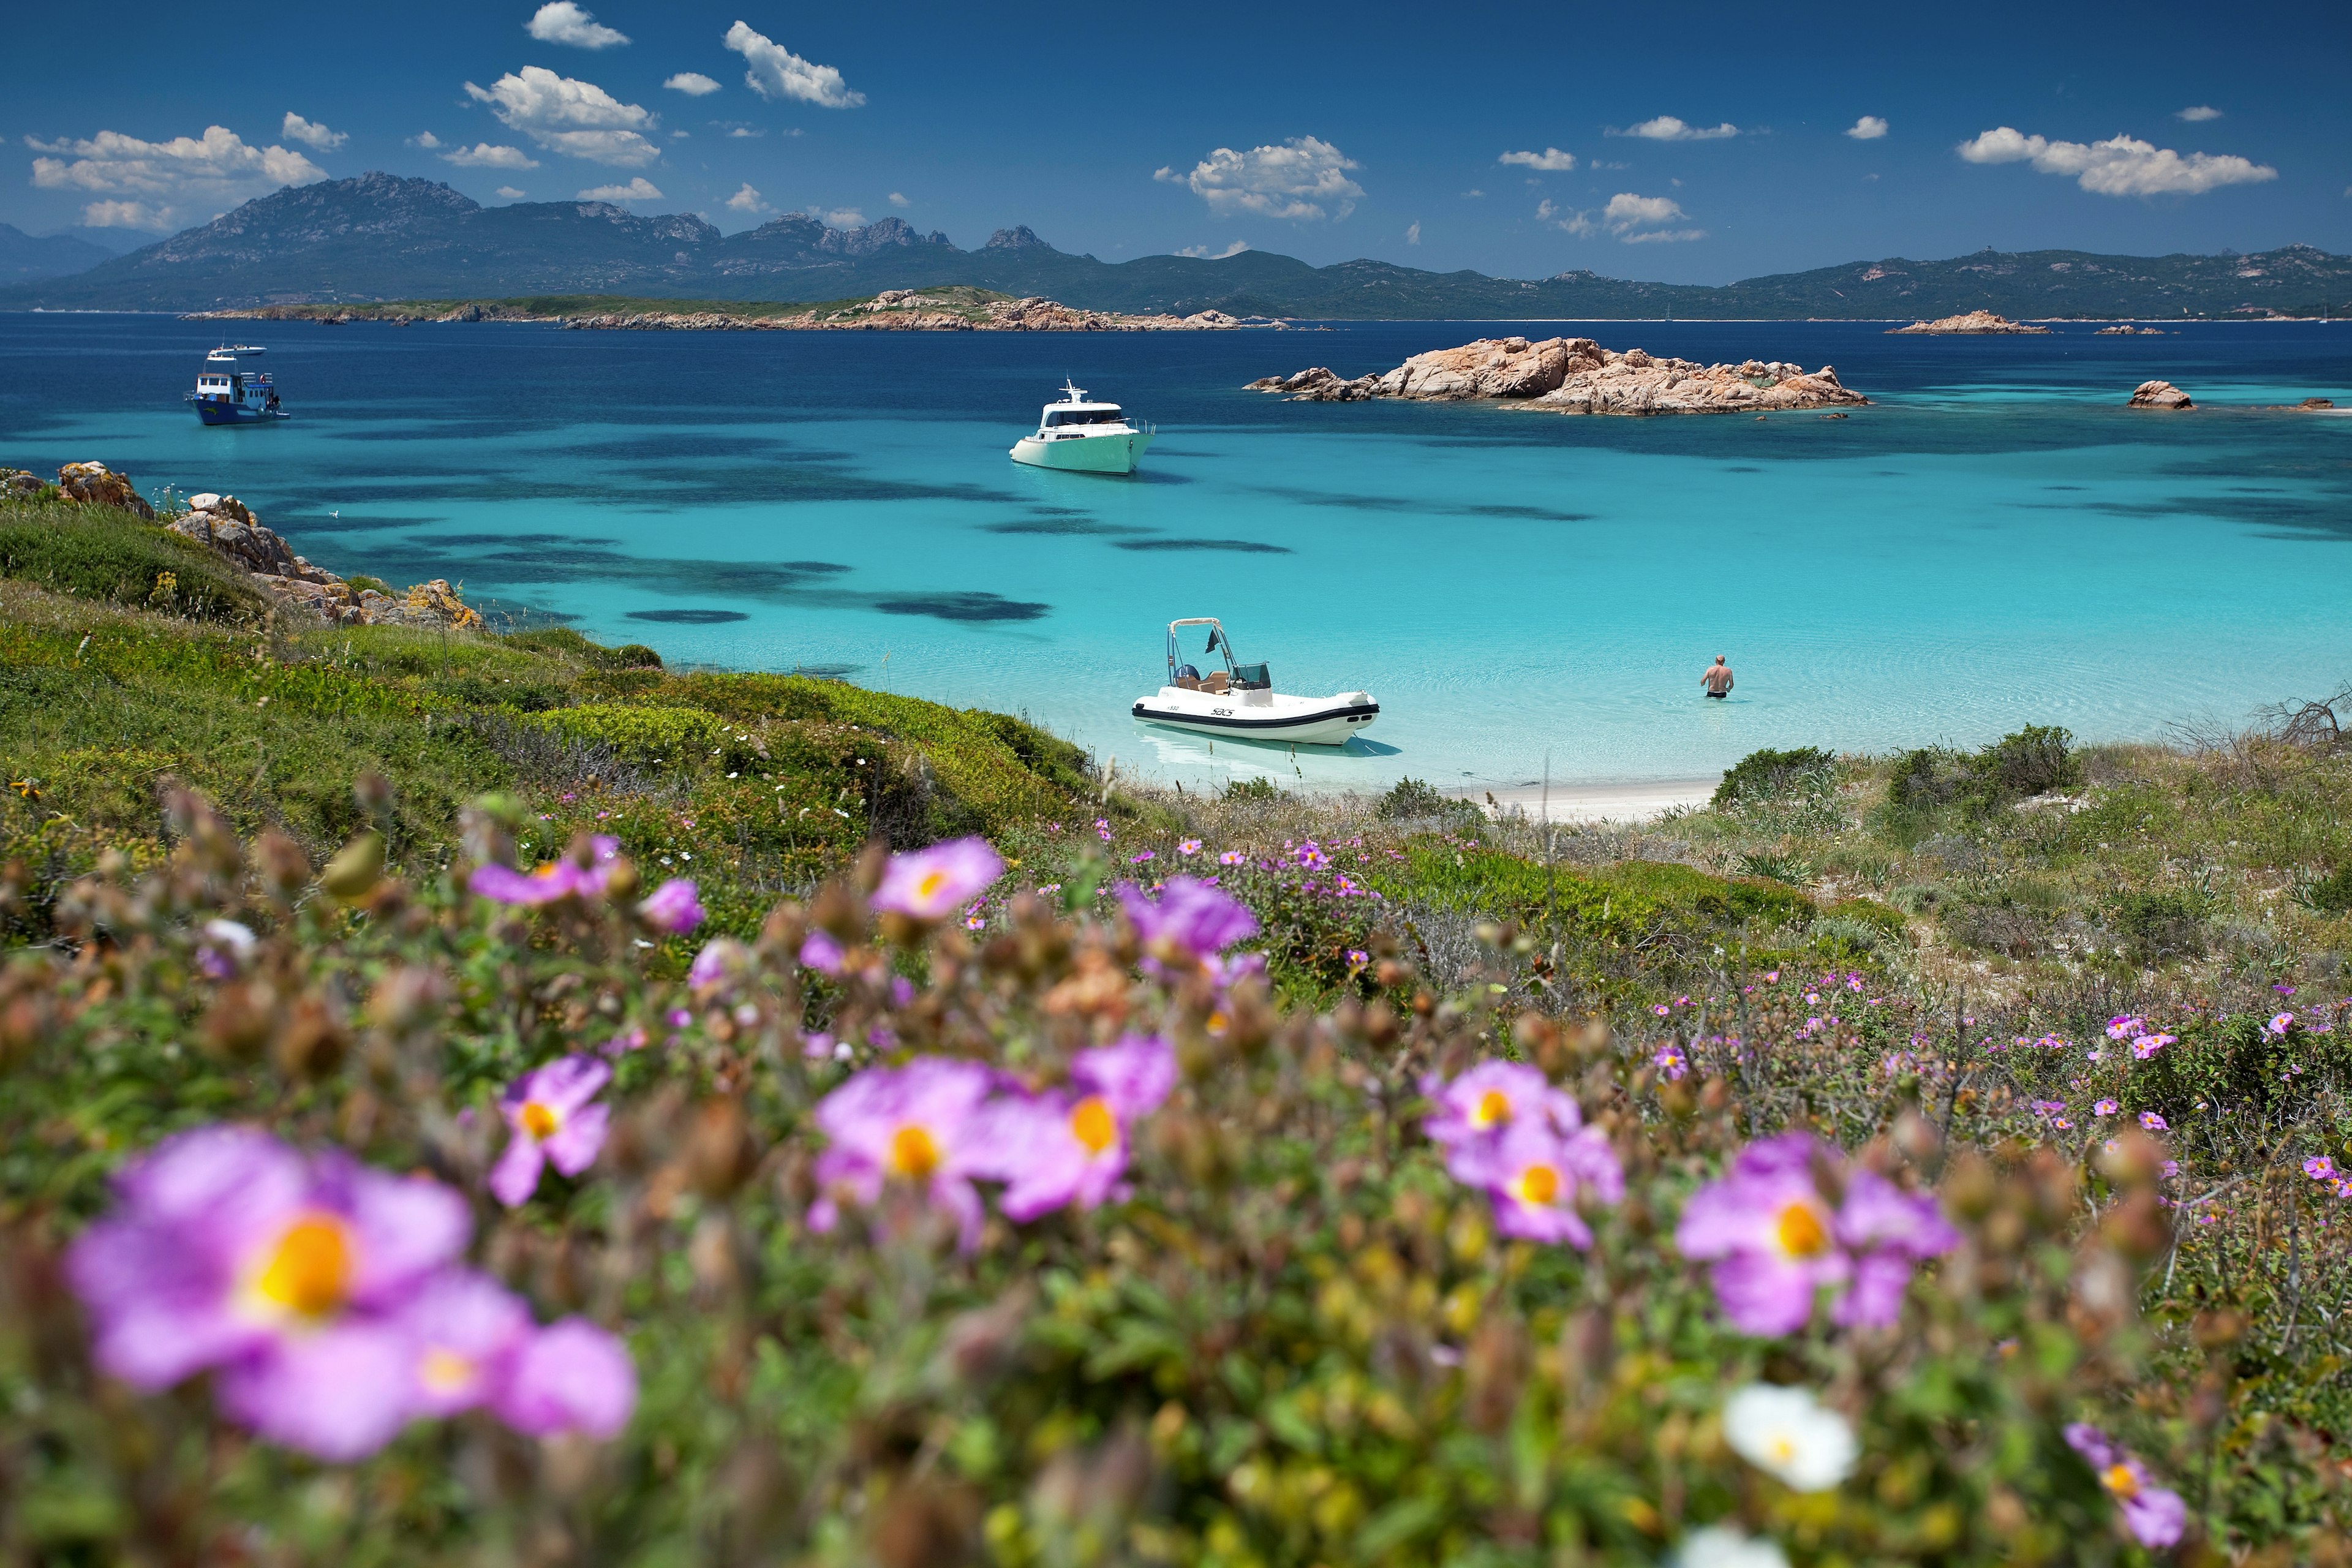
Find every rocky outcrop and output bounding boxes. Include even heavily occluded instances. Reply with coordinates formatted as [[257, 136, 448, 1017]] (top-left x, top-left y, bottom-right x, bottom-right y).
[[2127, 380, 2194, 410], [1887, 311, 2051, 335], [56, 461, 157, 518], [9, 461, 483, 630], [1248, 336, 1868, 416], [2298, 396, 2335, 410], [2095, 324, 2169, 336]]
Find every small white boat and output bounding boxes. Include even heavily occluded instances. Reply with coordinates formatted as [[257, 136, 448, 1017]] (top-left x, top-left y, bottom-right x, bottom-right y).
[[1009, 380, 1154, 475], [1131, 617, 1378, 745]]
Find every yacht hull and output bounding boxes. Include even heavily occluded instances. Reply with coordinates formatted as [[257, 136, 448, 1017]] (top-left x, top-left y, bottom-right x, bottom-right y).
[[1131, 687, 1378, 746], [1011, 429, 1152, 474]]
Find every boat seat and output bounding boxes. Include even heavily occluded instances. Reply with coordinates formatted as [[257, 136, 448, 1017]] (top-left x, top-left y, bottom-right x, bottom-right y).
[[1200, 671, 1231, 693], [1173, 674, 1200, 691]]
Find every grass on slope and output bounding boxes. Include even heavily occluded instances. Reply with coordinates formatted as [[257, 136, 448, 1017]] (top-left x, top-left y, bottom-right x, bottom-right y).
[[0, 548, 1096, 942]]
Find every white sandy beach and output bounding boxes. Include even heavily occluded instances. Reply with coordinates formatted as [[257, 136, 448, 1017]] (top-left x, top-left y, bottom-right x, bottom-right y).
[[1460, 777, 1721, 824]]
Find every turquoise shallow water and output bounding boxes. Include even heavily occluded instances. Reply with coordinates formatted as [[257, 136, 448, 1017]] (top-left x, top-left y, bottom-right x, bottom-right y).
[[2, 314, 2346, 791]]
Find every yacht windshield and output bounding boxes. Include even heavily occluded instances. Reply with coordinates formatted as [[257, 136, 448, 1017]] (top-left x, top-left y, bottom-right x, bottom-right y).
[[1230, 662, 1272, 691], [1044, 409, 1125, 428]]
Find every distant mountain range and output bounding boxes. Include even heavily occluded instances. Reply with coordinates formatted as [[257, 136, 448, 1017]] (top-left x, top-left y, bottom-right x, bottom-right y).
[[5, 172, 2350, 320], [0, 224, 123, 283]]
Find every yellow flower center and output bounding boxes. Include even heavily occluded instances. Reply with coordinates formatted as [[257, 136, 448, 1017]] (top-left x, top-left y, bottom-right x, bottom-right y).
[[1070, 1096, 1118, 1155], [1775, 1199, 1831, 1259], [1515, 1163, 1561, 1205], [1770, 1434, 1798, 1465], [2103, 1463, 2140, 1500], [916, 869, 948, 904], [889, 1124, 942, 1179], [420, 1348, 477, 1395], [1207, 1010, 1229, 1037], [255, 1214, 354, 1319], [1474, 1089, 1512, 1128], [520, 1101, 559, 1140]]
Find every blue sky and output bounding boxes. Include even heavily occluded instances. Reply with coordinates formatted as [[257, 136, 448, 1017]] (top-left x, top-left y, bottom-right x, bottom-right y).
[[10, 0, 2348, 282]]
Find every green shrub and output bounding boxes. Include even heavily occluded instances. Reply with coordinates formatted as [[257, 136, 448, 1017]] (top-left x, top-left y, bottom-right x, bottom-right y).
[[1975, 725, 2079, 801], [1376, 775, 1482, 828], [1713, 745, 1836, 808], [607, 642, 662, 669], [1887, 746, 1972, 809], [345, 574, 390, 596], [2304, 866, 2352, 914], [0, 499, 268, 623], [1222, 775, 1281, 802], [2113, 889, 2207, 959]]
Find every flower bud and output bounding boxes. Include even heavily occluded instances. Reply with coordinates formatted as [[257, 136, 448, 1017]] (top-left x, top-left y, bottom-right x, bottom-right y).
[[318, 831, 385, 902]]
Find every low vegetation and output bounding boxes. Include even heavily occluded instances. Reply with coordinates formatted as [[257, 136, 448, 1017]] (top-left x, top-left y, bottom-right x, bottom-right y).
[[2, 483, 2350, 1564]]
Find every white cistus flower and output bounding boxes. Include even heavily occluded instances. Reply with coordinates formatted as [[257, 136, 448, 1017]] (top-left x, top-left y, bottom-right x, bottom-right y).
[[1722, 1384, 1857, 1492], [1674, 1525, 1792, 1568]]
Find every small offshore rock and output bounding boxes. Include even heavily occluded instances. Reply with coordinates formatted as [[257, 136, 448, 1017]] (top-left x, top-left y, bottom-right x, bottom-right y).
[[2299, 396, 2335, 410], [1887, 311, 2051, 335], [2095, 323, 2168, 336], [2127, 380, 2195, 410]]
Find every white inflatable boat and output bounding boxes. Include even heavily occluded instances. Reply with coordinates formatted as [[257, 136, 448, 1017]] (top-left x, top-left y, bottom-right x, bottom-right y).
[[1129, 617, 1378, 746]]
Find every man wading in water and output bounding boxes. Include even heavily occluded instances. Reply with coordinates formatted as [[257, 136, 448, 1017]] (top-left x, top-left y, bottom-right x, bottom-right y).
[[1702, 655, 1735, 700]]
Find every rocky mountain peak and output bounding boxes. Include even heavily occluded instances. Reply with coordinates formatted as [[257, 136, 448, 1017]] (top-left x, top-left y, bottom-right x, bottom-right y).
[[984, 225, 1051, 251]]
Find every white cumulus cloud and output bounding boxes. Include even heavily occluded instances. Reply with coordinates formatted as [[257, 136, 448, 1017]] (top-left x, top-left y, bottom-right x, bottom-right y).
[[1621, 227, 1707, 243], [1405, 221, 1420, 245], [441, 143, 539, 169], [81, 199, 171, 230], [887, 191, 909, 207], [28, 124, 324, 231], [1156, 136, 1362, 221], [528, 2, 628, 48], [1499, 147, 1576, 171], [1957, 126, 2276, 195], [408, 131, 443, 149], [2175, 105, 2222, 122], [1592, 192, 1703, 242], [1611, 116, 1739, 141], [578, 177, 664, 201], [665, 72, 721, 96], [465, 66, 661, 166], [813, 206, 864, 228], [724, 21, 864, 109], [1537, 197, 1594, 237], [1177, 239, 1250, 258], [725, 181, 769, 213], [281, 113, 347, 151], [494, 186, 527, 199], [1845, 115, 1888, 140]]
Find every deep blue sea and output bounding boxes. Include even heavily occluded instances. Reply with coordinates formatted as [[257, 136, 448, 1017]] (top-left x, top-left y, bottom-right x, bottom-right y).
[[2, 312, 2346, 793]]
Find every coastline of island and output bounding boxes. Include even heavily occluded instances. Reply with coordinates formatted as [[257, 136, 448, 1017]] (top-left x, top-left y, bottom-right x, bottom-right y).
[[184, 286, 1278, 333]]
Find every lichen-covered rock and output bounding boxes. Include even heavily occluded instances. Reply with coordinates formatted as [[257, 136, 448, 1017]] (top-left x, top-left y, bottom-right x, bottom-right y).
[[2, 469, 42, 498], [2127, 380, 2195, 410], [55, 461, 157, 519], [1248, 339, 1869, 417]]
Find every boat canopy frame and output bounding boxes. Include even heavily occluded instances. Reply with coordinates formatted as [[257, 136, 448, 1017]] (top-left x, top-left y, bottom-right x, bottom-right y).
[[1164, 617, 1270, 692]]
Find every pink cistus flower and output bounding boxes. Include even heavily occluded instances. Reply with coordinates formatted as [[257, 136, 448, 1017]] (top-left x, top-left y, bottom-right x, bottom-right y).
[[2139, 1111, 2168, 1133], [492, 1055, 613, 1208], [979, 1036, 1177, 1221], [2266, 1011, 2294, 1038], [688, 937, 754, 992], [873, 837, 1004, 922], [638, 878, 704, 935], [810, 1057, 996, 1251], [2094, 1099, 2120, 1116], [1421, 1061, 1622, 1247], [2305, 1156, 2338, 1182], [472, 835, 623, 908], [1477, 1121, 1624, 1247], [2063, 1424, 2186, 1548], [1118, 877, 1260, 977], [1675, 1132, 1959, 1336], [65, 1127, 470, 1460]]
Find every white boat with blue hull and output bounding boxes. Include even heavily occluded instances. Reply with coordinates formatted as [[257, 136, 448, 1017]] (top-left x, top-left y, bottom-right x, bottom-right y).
[[186, 346, 286, 425], [1131, 617, 1378, 747], [1010, 380, 1153, 474]]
